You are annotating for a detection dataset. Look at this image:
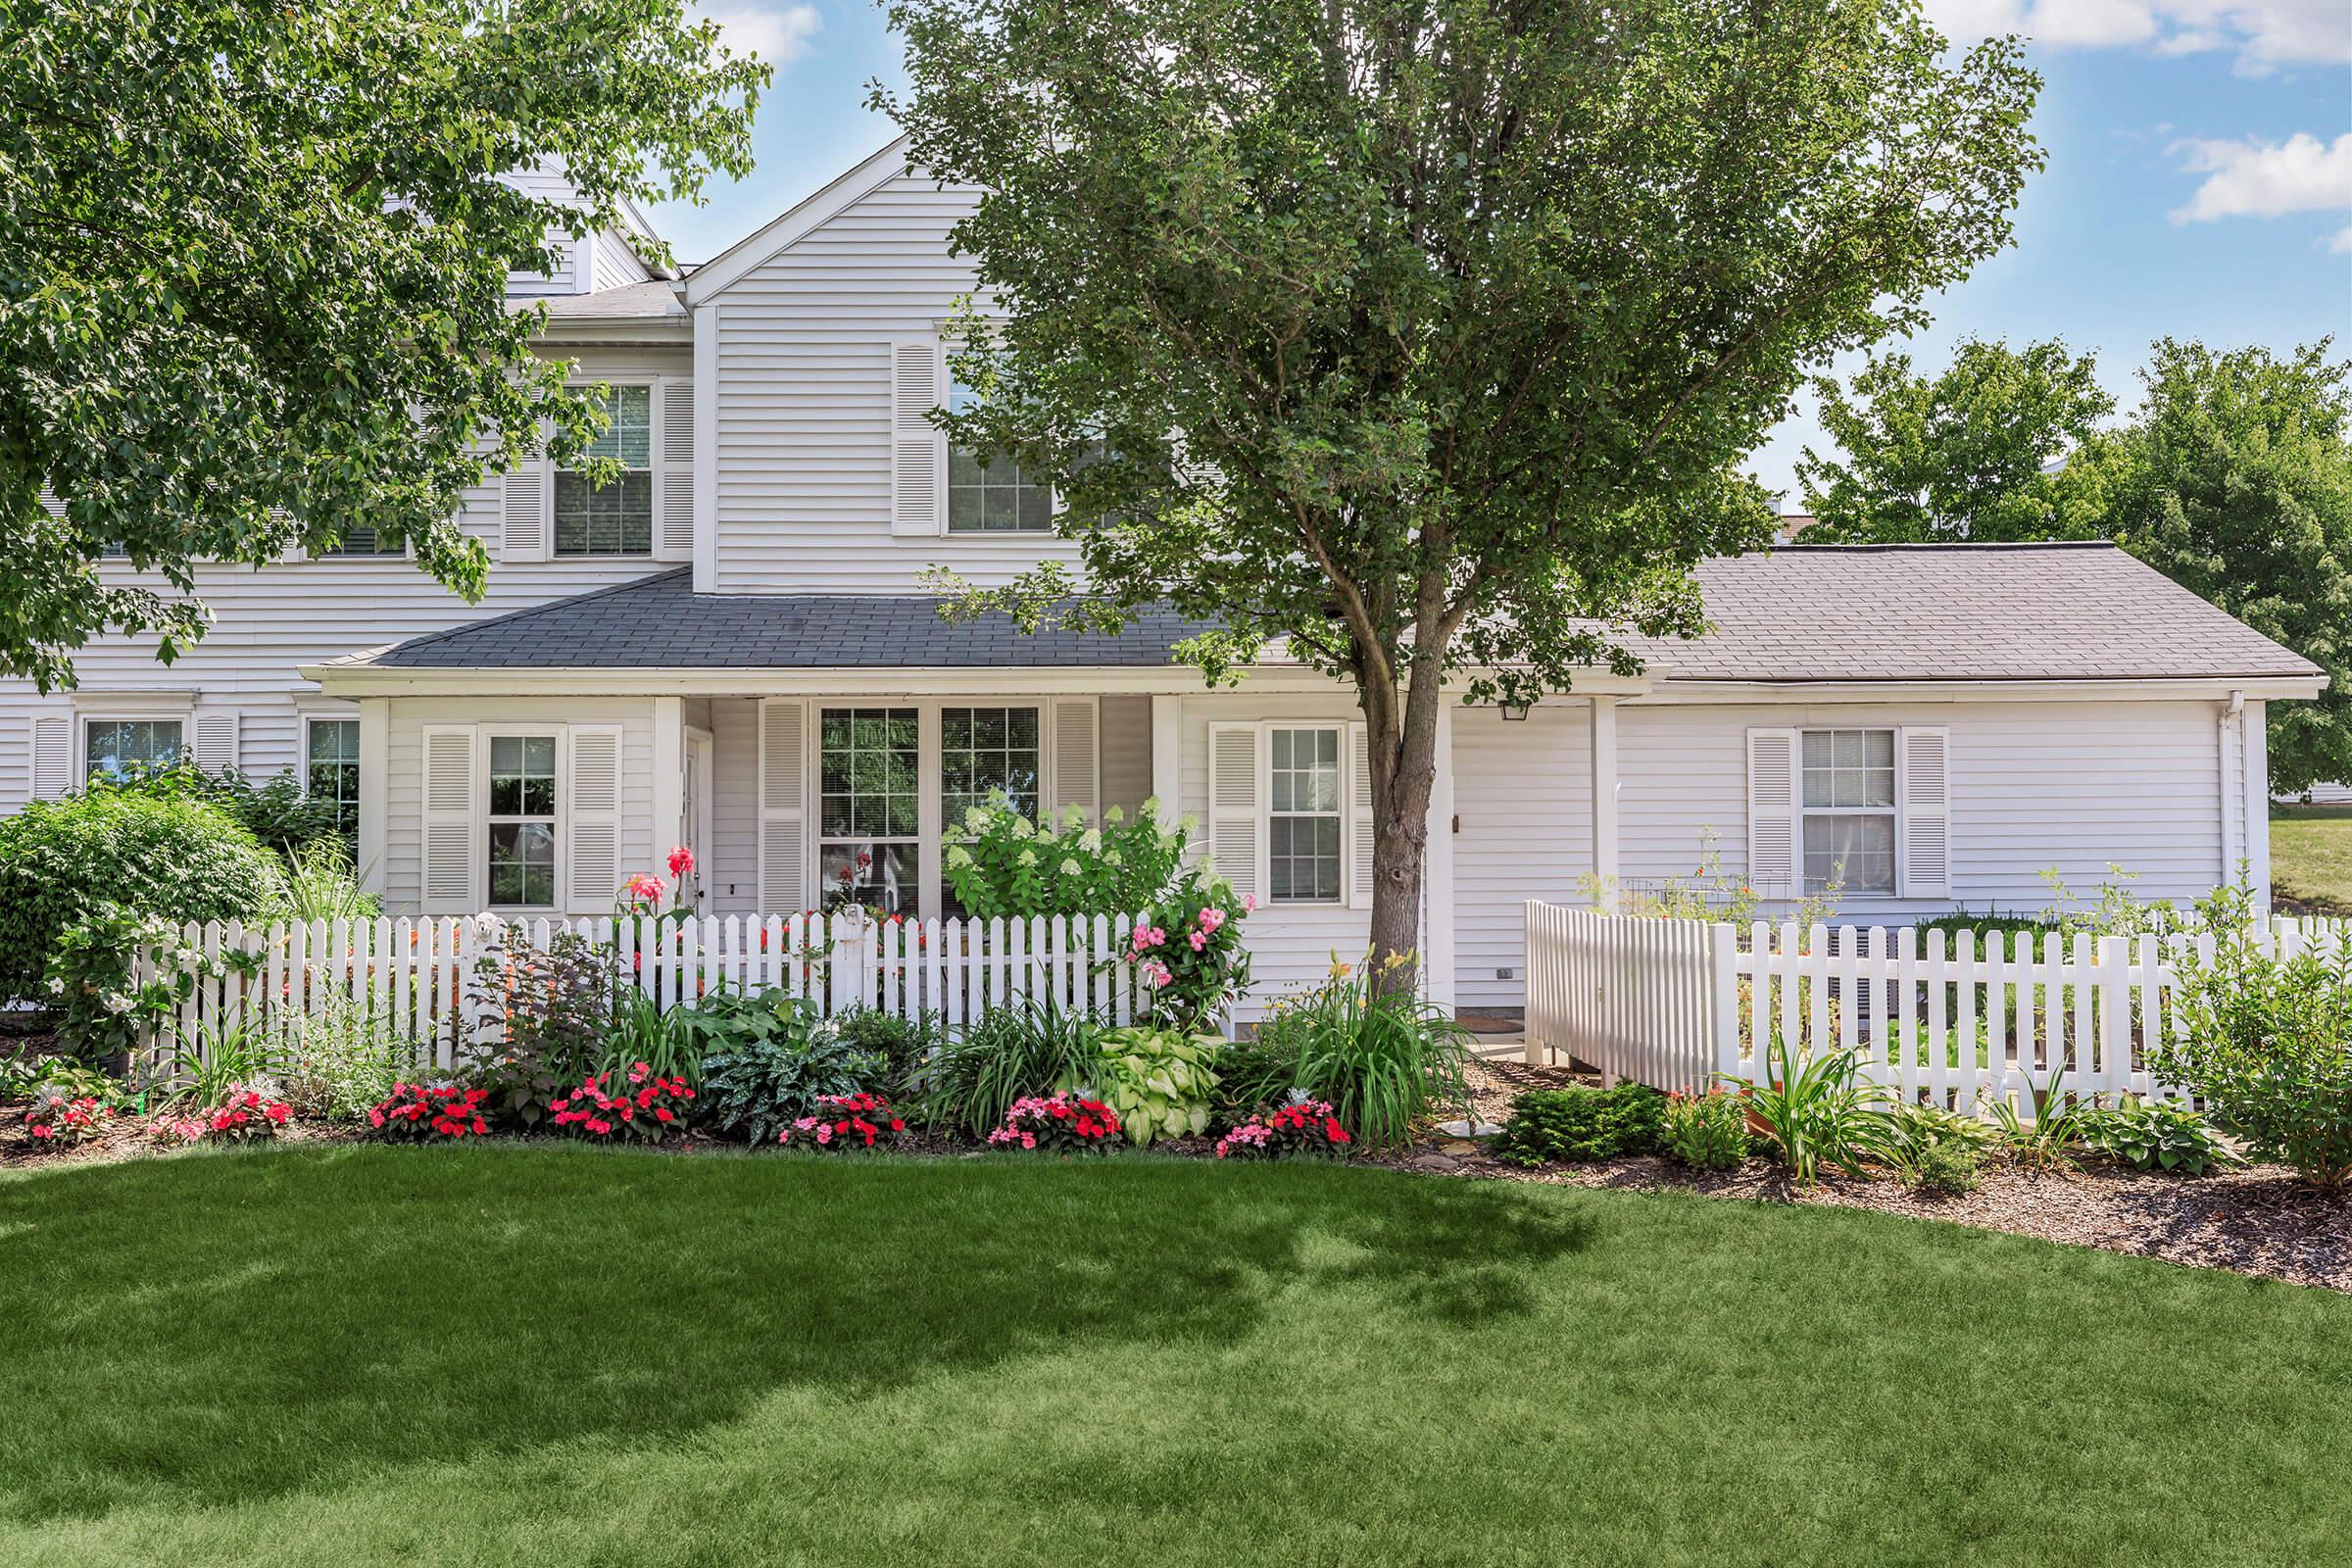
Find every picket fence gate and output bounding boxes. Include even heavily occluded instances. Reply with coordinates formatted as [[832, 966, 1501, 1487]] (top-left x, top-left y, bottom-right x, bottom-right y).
[[132, 910, 1148, 1075], [1524, 902, 2352, 1112]]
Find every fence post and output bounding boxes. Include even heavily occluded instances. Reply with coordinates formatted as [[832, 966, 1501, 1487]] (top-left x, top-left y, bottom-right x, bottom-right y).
[[1708, 922, 1740, 1090], [828, 910, 869, 1017]]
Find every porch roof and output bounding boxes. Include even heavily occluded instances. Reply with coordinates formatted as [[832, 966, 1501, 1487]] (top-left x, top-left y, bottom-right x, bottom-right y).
[[368, 569, 1222, 669]]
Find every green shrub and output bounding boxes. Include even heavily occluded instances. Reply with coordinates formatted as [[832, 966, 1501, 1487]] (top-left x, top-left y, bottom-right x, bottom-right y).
[[1660, 1090, 1750, 1171], [1734, 1039, 1896, 1185], [943, 799, 1187, 920], [280, 990, 406, 1120], [277, 835, 378, 923], [94, 761, 345, 862], [0, 1053, 124, 1106], [832, 1006, 941, 1094], [921, 1000, 1098, 1138], [1493, 1084, 1666, 1169], [2152, 887, 2352, 1190], [2078, 1097, 2240, 1176], [600, 990, 706, 1089], [1260, 957, 1471, 1149], [1084, 1026, 1219, 1144], [459, 926, 611, 1130], [1907, 1137, 1984, 1196], [695, 994, 884, 1145], [0, 791, 283, 1006], [47, 902, 217, 1064], [1120, 866, 1254, 1034], [1210, 1034, 1300, 1124]]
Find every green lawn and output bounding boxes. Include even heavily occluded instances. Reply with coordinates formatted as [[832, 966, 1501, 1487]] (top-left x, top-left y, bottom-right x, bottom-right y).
[[2274, 804, 2352, 915], [3, 1148, 2347, 1567]]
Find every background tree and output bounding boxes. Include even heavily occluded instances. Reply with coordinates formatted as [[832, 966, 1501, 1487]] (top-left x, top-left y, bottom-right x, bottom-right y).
[[2108, 340, 2352, 797], [882, 0, 2039, 983], [1795, 337, 2116, 541], [0, 0, 768, 691]]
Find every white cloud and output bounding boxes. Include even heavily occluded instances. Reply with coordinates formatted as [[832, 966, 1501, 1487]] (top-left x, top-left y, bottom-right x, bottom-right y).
[[2169, 131, 2352, 221], [700, 2, 821, 66], [1923, 0, 2351, 72], [2330, 225, 2352, 253]]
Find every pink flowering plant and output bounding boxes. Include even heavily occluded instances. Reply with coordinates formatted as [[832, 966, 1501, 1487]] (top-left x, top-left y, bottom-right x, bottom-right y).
[[779, 1091, 906, 1151], [615, 845, 700, 925], [23, 1088, 109, 1146], [1215, 1095, 1353, 1160], [1124, 866, 1253, 1033], [368, 1081, 494, 1142], [550, 1061, 697, 1141], [986, 1092, 1124, 1153], [153, 1081, 293, 1146]]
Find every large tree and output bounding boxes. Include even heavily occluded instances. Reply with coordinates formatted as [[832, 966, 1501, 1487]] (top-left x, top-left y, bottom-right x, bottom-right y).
[[0, 0, 767, 690], [2109, 339, 2352, 797], [1795, 337, 2117, 541], [882, 0, 2039, 981]]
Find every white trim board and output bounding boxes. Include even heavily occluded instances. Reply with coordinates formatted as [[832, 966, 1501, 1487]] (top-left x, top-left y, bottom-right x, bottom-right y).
[[686, 135, 915, 306]]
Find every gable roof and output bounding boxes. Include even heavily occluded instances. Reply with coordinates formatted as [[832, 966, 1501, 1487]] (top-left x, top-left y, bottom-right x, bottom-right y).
[[684, 135, 914, 307], [347, 544, 2323, 687]]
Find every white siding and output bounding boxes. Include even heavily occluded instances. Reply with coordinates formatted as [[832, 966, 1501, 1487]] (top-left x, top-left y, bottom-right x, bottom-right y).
[[1098, 694, 1153, 819], [709, 170, 1084, 593], [707, 696, 762, 913], [381, 697, 657, 914], [1615, 699, 2231, 922], [589, 228, 652, 290], [1452, 703, 1594, 1008]]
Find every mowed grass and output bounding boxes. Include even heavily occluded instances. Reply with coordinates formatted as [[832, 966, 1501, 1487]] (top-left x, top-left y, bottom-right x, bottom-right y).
[[3, 1149, 2348, 1568], [2274, 804, 2352, 915]]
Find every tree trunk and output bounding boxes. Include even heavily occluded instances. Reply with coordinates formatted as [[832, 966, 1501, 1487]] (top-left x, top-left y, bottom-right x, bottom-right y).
[[1360, 660, 1442, 999]]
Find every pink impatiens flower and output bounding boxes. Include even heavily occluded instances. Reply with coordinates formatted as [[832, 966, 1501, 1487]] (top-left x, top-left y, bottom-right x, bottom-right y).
[[1188, 929, 1206, 952]]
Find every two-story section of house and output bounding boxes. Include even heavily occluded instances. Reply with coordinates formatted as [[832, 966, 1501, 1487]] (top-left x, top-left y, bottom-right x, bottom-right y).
[[9, 137, 2328, 1016]]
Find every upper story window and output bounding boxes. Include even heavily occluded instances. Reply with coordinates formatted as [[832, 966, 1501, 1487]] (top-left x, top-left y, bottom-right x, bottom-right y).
[[317, 527, 406, 558], [1801, 728, 1896, 894], [85, 718, 181, 782], [947, 376, 1052, 533], [555, 385, 653, 556], [1267, 725, 1344, 903]]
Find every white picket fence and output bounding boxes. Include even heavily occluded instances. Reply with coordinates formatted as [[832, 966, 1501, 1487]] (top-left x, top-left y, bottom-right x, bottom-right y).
[[1524, 902, 2352, 1110], [132, 910, 1148, 1074]]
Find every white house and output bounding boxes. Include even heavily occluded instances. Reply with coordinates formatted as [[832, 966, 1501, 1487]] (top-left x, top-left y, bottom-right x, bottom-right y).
[[6, 140, 2327, 1017]]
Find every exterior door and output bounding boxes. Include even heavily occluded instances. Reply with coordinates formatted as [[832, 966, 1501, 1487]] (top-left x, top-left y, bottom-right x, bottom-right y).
[[684, 726, 714, 909]]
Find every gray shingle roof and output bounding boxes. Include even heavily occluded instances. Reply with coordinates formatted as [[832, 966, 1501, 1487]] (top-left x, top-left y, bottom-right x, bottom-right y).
[[529, 280, 683, 319], [364, 544, 2322, 683], [1649, 543, 2320, 682], [372, 570, 1220, 667]]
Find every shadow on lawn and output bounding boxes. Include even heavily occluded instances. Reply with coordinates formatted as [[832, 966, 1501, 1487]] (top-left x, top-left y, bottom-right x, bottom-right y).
[[0, 1147, 1591, 1521]]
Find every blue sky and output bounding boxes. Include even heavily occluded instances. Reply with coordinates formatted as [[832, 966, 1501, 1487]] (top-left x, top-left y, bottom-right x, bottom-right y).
[[653, 1, 2352, 509]]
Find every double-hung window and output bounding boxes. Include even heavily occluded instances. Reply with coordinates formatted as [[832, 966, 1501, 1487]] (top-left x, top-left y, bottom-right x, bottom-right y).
[[817, 708, 920, 914], [554, 386, 654, 555], [1800, 729, 1896, 894], [306, 718, 362, 838], [939, 706, 1043, 913], [84, 718, 181, 782], [486, 733, 560, 908], [1267, 726, 1344, 903], [946, 375, 1052, 533], [317, 527, 406, 557]]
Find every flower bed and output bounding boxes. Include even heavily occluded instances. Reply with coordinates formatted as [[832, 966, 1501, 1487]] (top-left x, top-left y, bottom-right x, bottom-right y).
[[780, 1092, 904, 1151], [987, 1093, 1123, 1153]]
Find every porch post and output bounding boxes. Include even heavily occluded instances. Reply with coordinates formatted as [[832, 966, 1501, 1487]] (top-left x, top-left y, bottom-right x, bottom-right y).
[[652, 697, 684, 863], [1592, 696, 1620, 911], [1150, 695, 1182, 827], [1424, 700, 1457, 1012], [357, 698, 389, 902]]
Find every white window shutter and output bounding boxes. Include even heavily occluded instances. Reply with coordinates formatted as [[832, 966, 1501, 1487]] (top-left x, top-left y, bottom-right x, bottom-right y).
[[193, 710, 239, 775], [421, 725, 480, 913], [1899, 725, 1952, 900], [1746, 728, 1800, 899], [889, 341, 943, 537], [1206, 722, 1264, 903], [758, 699, 808, 912], [654, 377, 695, 563], [1051, 698, 1099, 825], [29, 715, 71, 800], [502, 466, 547, 562], [565, 724, 623, 912], [1348, 720, 1376, 909]]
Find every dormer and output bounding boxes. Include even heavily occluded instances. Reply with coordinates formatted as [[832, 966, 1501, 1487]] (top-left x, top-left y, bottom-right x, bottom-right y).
[[504, 165, 675, 305]]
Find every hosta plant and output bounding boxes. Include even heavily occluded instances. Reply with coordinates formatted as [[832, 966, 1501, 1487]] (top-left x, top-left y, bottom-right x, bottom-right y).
[[986, 1093, 1123, 1153], [1214, 1096, 1352, 1160], [550, 1063, 696, 1141], [368, 1082, 495, 1142], [24, 1089, 110, 1145], [1659, 1090, 1749, 1172], [2078, 1097, 2239, 1176], [1084, 1026, 1219, 1144], [696, 995, 887, 1145], [780, 1092, 906, 1151]]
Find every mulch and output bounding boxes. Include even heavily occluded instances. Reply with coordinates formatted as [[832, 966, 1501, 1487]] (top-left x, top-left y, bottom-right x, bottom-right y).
[[5, 1054, 2346, 1294]]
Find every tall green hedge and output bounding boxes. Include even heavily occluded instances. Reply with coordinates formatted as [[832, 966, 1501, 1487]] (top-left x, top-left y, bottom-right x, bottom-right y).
[[0, 792, 283, 1006]]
